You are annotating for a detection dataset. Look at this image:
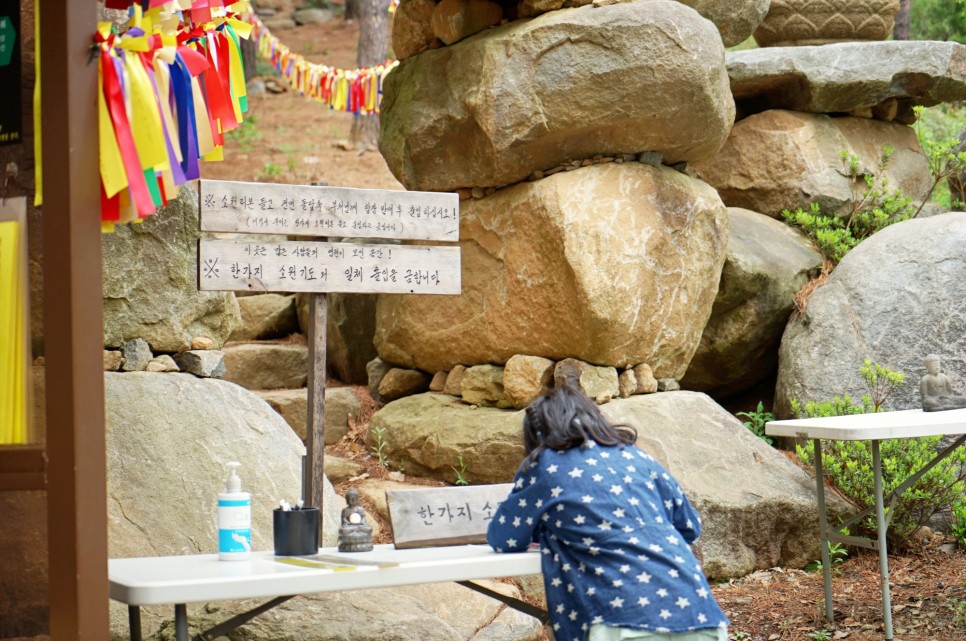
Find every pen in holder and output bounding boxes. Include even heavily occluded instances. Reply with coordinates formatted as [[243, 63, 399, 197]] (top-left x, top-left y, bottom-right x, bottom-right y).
[[273, 506, 320, 556]]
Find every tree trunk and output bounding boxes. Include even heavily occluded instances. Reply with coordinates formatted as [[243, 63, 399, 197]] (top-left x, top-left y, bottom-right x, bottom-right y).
[[894, 0, 911, 40], [349, 0, 390, 150]]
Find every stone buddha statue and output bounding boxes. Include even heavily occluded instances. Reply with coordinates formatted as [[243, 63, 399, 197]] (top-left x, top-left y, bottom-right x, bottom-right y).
[[920, 354, 966, 412], [338, 488, 373, 552]]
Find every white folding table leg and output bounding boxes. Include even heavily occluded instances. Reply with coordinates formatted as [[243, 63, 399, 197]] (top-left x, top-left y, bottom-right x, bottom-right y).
[[871, 440, 893, 641], [813, 438, 834, 620]]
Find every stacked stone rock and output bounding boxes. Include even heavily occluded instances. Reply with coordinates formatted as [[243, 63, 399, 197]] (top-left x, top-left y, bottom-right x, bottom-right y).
[[376, 0, 966, 409]]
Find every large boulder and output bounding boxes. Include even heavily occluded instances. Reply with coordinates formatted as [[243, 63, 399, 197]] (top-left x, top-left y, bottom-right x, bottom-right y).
[[775, 213, 966, 416], [676, 0, 771, 47], [375, 163, 728, 376], [380, 1, 734, 192], [104, 372, 343, 638], [688, 110, 931, 219], [297, 292, 379, 385], [369, 390, 844, 579], [222, 341, 309, 390], [605, 392, 849, 579], [367, 393, 525, 484], [102, 184, 241, 351], [727, 41, 966, 122], [682, 208, 824, 397]]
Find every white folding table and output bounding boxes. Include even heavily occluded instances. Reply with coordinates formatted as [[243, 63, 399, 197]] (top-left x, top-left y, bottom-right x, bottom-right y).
[[766, 407, 966, 641], [109, 544, 545, 641]]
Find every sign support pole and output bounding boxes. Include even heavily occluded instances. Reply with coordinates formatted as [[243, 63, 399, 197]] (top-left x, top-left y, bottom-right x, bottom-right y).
[[307, 292, 327, 543]]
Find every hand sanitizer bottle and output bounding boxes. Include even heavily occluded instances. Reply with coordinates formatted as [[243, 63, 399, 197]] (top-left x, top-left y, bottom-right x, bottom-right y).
[[218, 461, 252, 561]]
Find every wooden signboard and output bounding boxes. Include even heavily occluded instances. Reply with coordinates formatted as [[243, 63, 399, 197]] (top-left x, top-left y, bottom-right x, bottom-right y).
[[197, 179, 462, 545], [198, 239, 461, 294], [386, 484, 514, 549], [199, 179, 459, 242]]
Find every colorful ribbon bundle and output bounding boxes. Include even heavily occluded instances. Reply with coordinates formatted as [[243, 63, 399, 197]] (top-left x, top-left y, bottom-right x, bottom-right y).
[[248, 13, 398, 116], [97, 1, 253, 230]]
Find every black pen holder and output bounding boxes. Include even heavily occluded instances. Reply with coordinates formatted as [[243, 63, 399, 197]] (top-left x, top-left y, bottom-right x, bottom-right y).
[[273, 507, 320, 556]]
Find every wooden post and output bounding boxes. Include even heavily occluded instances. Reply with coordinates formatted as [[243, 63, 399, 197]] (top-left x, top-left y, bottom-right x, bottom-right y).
[[307, 292, 326, 543], [40, 0, 110, 638]]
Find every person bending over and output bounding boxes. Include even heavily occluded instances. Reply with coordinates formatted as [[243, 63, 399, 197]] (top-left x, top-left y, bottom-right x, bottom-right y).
[[487, 386, 728, 641]]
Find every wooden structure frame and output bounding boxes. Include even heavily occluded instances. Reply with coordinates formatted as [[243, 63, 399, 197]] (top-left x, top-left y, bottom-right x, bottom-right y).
[[1, 1, 109, 638]]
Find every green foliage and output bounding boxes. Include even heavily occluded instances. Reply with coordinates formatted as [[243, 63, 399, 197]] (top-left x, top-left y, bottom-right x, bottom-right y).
[[910, 0, 966, 43], [735, 401, 774, 446], [370, 425, 389, 467], [914, 105, 966, 211], [806, 629, 832, 641], [259, 162, 282, 178], [226, 114, 261, 152], [793, 361, 966, 549], [948, 595, 966, 629], [452, 453, 470, 486], [951, 498, 966, 549], [782, 149, 915, 264], [805, 540, 849, 575]]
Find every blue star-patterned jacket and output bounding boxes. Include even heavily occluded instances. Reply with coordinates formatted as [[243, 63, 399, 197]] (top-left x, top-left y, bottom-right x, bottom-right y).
[[486, 442, 729, 641]]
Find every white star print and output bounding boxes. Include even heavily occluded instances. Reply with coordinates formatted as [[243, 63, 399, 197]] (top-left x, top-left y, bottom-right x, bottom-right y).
[[613, 508, 625, 518], [583, 537, 595, 546], [582, 495, 594, 503], [600, 451, 610, 458], [657, 588, 668, 598], [697, 587, 709, 598], [668, 569, 679, 578], [586, 458, 598, 466], [506, 538, 517, 547], [638, 597, 650, 606], [664, 500, 673, 510], [649, 544, 663, 553], [512, 517, 521, 527], [619, 564, 630, 573], [590, 547, 601, 556], [569, 610, 578, 621], [697, 614, 707, 623], [637, 571, 651, 583], [592, 474, 604, 482], [610, 485, 623, 495], [610, 597, 624, 608], [660, 609, 671, 620], [594, 564, 604, 574], [498, 515, 506, 524], [551, 486, 563, 497], [562, 563, 571, 572], [622, 451, 634, 459], [629, 537, 639, 544], [568, 468, 583, 478], [574, 515, 586, 524], [556, 604, 565, 614], [612, 579, 623, 588], [535, 499, 543, 508], [515, 478, 524, 488], [551, 577, 562, 587], [598, 520, 612, 531], [518, 498, 527, 507], [546, 464, 558, 473], [587, 587, 596, 596], [676, 597, 690, 609], [526, 517, 534, 525], [629, 498, 640, 506]]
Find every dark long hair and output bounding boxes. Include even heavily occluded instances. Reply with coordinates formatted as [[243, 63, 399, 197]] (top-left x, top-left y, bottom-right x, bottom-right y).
[[521, 386, 637, 469]]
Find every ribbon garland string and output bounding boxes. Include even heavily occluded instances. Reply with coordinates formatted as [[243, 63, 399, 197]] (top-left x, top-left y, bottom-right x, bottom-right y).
[[94, 1, 400, 229], [96, 0, 254, 231], [246, 13, 398, 117]]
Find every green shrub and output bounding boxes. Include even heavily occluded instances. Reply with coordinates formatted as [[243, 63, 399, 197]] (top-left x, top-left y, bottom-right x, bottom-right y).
[[914, 105, 966, 211], [792, 361, 966, 549], [735, 401, 774, 446], [782, 149, 916, 265]]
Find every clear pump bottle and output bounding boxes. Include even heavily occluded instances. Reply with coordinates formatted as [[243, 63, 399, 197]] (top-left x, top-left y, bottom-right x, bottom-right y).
[[217, 461, 252, 561]]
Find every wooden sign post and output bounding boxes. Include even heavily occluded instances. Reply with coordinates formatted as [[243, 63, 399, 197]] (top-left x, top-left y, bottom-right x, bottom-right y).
[[198, 179, 461, 542]]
